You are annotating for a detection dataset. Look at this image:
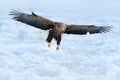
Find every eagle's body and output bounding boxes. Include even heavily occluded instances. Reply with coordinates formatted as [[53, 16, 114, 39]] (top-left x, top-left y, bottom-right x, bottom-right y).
[[9, 10, 111, 50], [51, 22, 67, 37]]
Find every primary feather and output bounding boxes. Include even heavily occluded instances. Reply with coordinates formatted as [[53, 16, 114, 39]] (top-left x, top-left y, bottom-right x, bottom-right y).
[[64, 25, 111, 35], [9, 10, 55, 30]]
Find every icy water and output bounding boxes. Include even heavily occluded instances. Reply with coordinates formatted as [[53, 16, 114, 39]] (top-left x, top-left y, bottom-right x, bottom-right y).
[[0, 0, 120, 80]]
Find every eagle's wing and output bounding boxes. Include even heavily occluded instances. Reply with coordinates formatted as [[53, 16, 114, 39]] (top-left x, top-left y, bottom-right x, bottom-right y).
[[9, 10, 54, 30], [64, 25, 111, 35]]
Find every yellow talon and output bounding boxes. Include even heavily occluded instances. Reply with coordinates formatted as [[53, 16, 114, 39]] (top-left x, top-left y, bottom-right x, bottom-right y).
[[56, 45, 60, 50], [48, 43, 51, 48]]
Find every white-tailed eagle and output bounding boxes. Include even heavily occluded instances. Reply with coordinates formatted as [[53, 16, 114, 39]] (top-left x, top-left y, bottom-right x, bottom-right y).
[[9, 10, 111, 50]]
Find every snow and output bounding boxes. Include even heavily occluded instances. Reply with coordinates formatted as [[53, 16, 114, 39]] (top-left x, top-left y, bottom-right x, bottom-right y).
[[0, 0, 120, 80]]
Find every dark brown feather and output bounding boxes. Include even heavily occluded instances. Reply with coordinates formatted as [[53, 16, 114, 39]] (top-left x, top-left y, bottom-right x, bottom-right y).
[[9, 10, 55, 30], [64, 25, 111, 35]]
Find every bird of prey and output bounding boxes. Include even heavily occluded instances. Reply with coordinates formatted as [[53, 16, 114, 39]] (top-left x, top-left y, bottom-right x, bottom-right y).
[[9, 10, 111, 50]]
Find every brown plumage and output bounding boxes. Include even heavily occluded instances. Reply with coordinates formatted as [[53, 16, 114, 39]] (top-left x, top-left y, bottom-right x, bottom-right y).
[[9, 10, 111, 50]]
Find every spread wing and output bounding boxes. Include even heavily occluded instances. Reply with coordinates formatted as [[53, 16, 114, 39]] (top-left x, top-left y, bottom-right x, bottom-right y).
[[9, 10, 55, 30], [64, 25, 111, 35]]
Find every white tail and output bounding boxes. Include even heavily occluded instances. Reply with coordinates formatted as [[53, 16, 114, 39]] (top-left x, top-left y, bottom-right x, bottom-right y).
[[39, 29, 49, 40]]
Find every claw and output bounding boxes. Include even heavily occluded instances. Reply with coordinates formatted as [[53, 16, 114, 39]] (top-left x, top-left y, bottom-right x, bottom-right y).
[[56, 45, 60, 50], [48, 43, 51, 48]]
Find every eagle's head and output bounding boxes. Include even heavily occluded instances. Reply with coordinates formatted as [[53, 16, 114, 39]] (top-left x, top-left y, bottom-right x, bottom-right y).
[[54, 22, 67, 32]]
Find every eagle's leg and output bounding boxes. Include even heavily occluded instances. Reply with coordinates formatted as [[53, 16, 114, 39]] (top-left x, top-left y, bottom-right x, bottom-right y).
[[46, 30, 53, 48], [55, 35, 61, 50]]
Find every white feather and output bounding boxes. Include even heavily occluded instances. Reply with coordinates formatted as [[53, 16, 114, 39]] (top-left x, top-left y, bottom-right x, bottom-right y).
[[39, 29, 49, 40]]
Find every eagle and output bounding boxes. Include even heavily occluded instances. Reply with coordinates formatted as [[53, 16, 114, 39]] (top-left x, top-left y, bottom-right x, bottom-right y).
[[9, 10, 111, 50]]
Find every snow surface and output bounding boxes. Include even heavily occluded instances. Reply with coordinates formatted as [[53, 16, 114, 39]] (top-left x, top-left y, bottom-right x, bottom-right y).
[[0, 0, 120, 80]]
